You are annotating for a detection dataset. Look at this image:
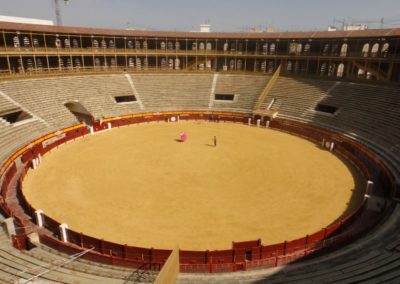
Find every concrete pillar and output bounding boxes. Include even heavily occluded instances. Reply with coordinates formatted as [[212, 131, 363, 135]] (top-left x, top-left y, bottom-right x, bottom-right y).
[[38, 154, 42, 164], [35, 209, 44, 227], [248, 118, 252, 126], [366, 181, 374, 195], [4, 218, 16, 236], [59, 223, 69, 242], [322, 138, 326, 148], [107, 122, 112, 130], [329, 142, 335, 152], [177, 115, 180, 122], [89, 126, 94, 135], [266, 121, 270, 128], [257, 119, 261, 128]]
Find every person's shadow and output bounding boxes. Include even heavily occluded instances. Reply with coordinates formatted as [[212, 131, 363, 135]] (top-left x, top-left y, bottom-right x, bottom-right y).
[[174, 139, 183, 143]]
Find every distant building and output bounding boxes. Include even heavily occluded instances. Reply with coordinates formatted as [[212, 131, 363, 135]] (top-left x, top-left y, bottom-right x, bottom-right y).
[[0, 15, 54, 26], [328, 26, 338, 32], [200, 24, 211, 33], [344, 24, 368, 31]]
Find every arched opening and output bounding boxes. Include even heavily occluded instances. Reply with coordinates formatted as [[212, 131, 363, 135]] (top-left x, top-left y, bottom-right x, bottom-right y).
[[160, 41, 166, 50], [168, 58, 174, 69], [323, 43, 330, 55], [289, 42, 296, 54], [199, 42, 205, 51], [223, 42, 229, 52], [72, 38, 79, 48], [237, 59, 243, 70], [64, 38, 70, 48], [175, 58, 181, 70], [161, 58, 167, 69], [362, 43, 370, 57], [337, 63, 345, 78], [93, 39, 99, 48], [268, 61, 274, 73], [167, 41, 174, 50], [101, 39, 107, 48], [296, 43, 303, 55], [261, 60, 267, 72], [64, 101, 94, 125], [304, 43, 311, 54], [320, 62, 327, 75], [381, 43, 389, 57], [136, 58, 142, 70], [286, 61, 293, 72], [23, 36, 30, 47], [262, 43, 268, 54], [206, 42, 212, 51], [269, 43, 276, 54], [127, 40, 133, 49], [143, 41, 148, 49], [340, 43, 348, 57], [371, 43, 379, 57], [13, 36, 20, 48], [128, 57, 134, 68], [109, 40, 115, 48], [175, 41, 180, 50], [135, 40, 141, 49], [229, 59, 235, 70]]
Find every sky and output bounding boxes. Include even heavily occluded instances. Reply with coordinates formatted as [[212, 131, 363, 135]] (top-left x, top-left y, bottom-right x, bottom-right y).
[[2, 0, 400, 32]]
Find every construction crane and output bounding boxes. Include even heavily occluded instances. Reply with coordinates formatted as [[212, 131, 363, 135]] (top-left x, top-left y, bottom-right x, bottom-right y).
[[54, 0, 70, 26]]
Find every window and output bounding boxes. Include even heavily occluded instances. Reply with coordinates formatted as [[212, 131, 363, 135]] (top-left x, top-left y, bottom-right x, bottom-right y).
[[114, 96, 137, 103], [215, 94, 235, 101]]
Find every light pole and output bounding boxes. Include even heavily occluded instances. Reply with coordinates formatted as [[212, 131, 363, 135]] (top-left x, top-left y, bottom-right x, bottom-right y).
[[55, 0, 70, 26]]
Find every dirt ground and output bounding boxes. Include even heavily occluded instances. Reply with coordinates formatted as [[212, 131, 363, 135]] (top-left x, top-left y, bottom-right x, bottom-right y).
[[23, 121, 365, 250]]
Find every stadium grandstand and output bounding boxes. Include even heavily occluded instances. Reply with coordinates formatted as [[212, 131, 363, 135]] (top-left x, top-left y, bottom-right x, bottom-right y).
[[0, 1, 400, 284]]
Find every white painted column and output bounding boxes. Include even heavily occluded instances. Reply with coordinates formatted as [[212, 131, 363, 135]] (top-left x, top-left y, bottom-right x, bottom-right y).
[[107, 122, 112, 130], [38, 154, 42, 164], [366, 181, 374, 195], [248, 118, 252, 126], [177, 116, 180, 122], [32, 158, 37, 170], [35, 210, 44, 227], [4, 218, 16, 236], [329, 142, 335, 152], [322, 138, 326, 148], [59, 223, 69, 242], [266, 121, 270, 128], [257, 119, 261, 128]]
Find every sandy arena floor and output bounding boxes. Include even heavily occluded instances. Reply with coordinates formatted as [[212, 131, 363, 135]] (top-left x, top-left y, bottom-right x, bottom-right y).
[[23, 121, 365, 250]]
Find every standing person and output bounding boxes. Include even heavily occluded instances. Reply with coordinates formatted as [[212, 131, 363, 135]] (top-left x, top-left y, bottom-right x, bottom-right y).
[[214, 136, 217, 147]]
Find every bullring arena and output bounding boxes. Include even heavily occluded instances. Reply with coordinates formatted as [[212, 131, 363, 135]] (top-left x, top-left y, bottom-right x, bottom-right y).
[[0, 15, 399, 284], [23, 122, 364, 251]]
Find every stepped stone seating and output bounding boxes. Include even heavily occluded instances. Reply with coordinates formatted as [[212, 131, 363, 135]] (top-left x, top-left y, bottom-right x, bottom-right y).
[[0, 120, 47, 166], [262, 77, 336, 117], [0, 74, 142, 129], [0, 96, 20, 114], [0, 227, 157, 283], [177, 205, 400, 283], [212, 75, 270, 112], [130, 73, 214, 111]]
